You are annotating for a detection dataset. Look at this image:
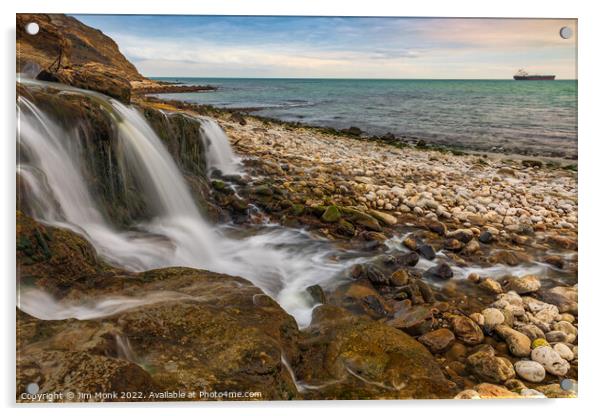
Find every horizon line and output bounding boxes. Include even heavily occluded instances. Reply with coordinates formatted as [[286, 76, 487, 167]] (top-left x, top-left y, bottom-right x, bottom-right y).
[[149, 76, 577, 81]]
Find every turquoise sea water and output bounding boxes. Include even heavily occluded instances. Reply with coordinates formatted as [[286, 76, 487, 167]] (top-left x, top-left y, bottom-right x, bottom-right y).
[[152, 78, 577, 159]]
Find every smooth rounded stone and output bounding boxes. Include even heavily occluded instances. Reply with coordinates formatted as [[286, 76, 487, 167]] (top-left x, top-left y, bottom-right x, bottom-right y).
[[418, 328, 456, 353], [389, 269, 410, 286], [531, 346, 570, 376], [552, 321, 577, 343], [467, 348, 516, 383], [448, 228, 474, 243], [545, 330, 568, 343], [514, 360, 546, 383], [402, 236, 419, 251], [450, 315, 484, 345], [470, 312, 485, 327], [516, 324, 545, 341], [467, 273, 481, 284], [557, 313, 575, 323], [368, 209, 397, 226], [398, 204, 411, 213], [479, 278, 503, 295], [496, 291, 523, 307], [444, 238, 463, 251], [424, 263, 454, 280], [454, 389, 481, 399], [463, 239, 481, 255], [427, 220, 447, 236], [495, 325, 532, 357], [482, 308, 505, 329], [553, 343, 575, 361], [509, 275, 541, 294], [501, 308, 515, 327]]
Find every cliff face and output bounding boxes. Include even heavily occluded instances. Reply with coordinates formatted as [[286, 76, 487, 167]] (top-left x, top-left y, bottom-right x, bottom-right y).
[[17, 14, 152, 102]]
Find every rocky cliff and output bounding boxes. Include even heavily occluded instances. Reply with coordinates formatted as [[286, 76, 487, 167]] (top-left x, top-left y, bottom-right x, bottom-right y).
[[17, 14, 158, 102]]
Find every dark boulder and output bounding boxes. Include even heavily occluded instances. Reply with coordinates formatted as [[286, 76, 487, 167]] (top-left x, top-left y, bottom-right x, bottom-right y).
[[424, 263, 454, 280], [392, 251, 420, 267], [479, 230, 494, 244], [306, 284, 326, 304], [418, 244, 436, 260]]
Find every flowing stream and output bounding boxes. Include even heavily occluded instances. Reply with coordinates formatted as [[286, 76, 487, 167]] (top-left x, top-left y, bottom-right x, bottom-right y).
[[17, 80, 358, 326]]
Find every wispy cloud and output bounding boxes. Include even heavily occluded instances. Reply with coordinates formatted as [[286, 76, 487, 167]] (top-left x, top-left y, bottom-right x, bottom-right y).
[[74, 15, 577, 79]]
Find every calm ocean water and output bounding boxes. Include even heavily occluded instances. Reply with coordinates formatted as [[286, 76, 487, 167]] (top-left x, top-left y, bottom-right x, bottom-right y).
[[152, 78, 577, 159]]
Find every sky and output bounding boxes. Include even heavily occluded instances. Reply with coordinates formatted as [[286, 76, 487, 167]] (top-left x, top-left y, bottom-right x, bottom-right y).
[[73, 15, 577, 79]]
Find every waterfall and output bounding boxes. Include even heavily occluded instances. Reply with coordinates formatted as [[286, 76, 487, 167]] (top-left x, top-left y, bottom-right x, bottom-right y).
[[17, 80, 358, 327], [197, 117, 242, 176]]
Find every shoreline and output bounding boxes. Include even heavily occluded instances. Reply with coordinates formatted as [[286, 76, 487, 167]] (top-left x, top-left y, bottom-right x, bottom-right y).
[[131, 79, 217, 95], [145, 94, 579, 165], [142, 94, 579, 168]]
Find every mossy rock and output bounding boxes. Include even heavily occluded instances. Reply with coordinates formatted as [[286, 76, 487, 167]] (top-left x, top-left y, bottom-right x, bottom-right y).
[[211, 179, 227, 191], [340, 207, 382, 232], [291, 204, 305, 216], [252, 184, 273, 196], [532, 338, 550, 349], [321, 205, 342, 223], [336, 219, 355, 236]]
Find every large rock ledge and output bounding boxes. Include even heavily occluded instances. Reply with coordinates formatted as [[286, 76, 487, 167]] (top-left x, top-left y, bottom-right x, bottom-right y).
[[17, 212, 455, 401]]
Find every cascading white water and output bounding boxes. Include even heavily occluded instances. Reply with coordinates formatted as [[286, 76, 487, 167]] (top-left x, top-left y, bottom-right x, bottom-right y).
[[17, 80, 357, 326], [197, 117, 242, 176]]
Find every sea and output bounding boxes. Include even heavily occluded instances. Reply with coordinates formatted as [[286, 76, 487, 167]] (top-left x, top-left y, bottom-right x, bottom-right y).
[[151, 78, 578, 159]]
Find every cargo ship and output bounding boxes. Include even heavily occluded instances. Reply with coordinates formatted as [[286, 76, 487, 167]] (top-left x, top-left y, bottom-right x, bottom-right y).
[[513, 69, 555, 81]]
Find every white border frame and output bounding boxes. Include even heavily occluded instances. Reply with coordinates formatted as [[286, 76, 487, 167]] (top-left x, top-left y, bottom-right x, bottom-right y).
[[2, 1, 599, 414]]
